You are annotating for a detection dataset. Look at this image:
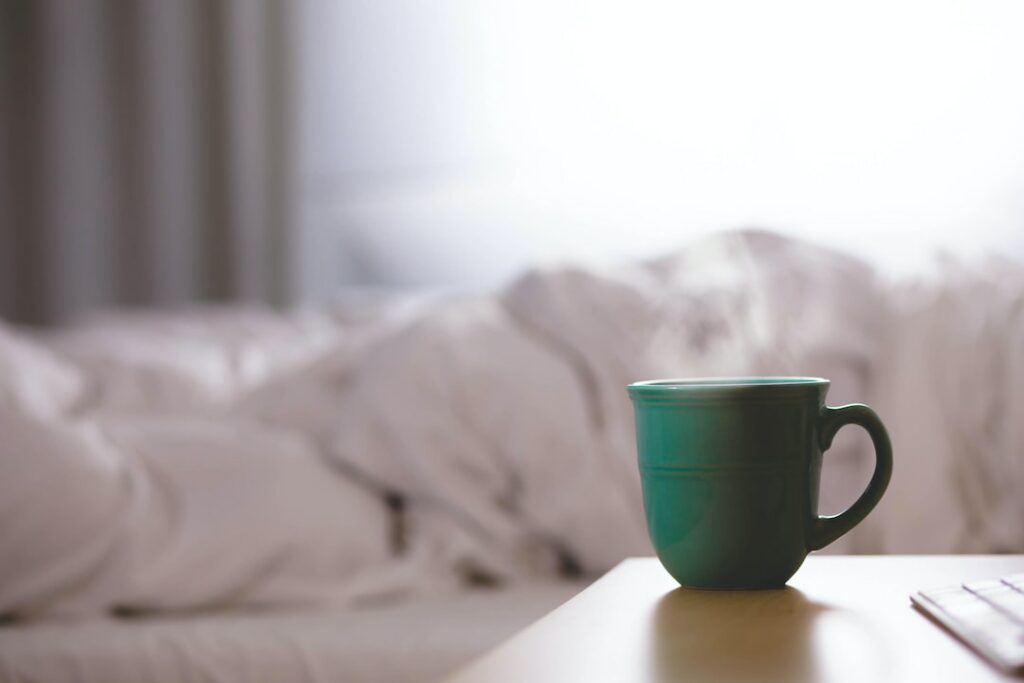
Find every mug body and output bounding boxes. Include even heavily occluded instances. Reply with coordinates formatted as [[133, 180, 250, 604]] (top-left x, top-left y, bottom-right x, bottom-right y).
[[628, 378, 829, 589]]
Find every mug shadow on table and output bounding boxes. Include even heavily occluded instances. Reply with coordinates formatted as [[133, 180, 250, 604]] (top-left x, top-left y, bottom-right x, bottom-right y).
[[651, 586, 832, 683]]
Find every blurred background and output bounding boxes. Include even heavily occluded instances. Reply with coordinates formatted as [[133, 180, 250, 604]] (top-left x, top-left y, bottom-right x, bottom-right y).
[[2, 0, 1024, 325]]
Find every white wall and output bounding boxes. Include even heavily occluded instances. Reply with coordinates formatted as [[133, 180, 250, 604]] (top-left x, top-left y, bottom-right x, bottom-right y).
[[296, 0, 1024, 294]]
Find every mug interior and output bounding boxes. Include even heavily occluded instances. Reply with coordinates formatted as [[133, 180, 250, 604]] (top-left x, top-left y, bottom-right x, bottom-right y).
[[631, 377, 828, 388], [627, 377, 830, 401]]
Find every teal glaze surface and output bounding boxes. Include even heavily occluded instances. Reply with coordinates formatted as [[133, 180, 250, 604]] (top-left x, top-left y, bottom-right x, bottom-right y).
[[627, 377, 892, 589]]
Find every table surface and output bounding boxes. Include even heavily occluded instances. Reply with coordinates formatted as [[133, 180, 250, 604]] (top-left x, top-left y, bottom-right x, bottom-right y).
[[446, 555, 1024, 683]]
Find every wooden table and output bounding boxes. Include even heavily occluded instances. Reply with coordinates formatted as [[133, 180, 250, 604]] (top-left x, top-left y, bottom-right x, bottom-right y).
[[447, 555, 1024, 682]]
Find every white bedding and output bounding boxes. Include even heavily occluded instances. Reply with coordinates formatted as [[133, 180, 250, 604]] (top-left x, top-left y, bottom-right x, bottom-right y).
[[1, 229, 1022, 626], [0, 582, 584, 683]]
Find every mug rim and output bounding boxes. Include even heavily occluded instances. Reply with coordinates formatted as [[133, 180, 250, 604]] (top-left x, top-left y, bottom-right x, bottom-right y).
[[627, 376, 829, 398]]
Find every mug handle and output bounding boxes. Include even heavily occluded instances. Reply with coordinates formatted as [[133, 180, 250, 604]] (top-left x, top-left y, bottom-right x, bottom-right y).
[[808, 404, 893, 551]]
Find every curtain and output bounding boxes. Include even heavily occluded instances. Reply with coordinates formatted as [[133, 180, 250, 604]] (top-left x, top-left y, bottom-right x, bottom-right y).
[[0, 0, 293, 325]]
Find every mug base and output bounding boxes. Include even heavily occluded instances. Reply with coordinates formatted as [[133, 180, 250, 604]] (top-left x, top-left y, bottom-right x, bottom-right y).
[[675, 581, 790, 591]]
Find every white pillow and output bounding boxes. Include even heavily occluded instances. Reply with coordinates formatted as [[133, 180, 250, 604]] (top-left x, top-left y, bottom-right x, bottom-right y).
[[44, 308, 342, 416], [0, 323, 84, 418], [0, 409, 393, 618], [101, 418, 393, 611], [0, 409, 128, 617]]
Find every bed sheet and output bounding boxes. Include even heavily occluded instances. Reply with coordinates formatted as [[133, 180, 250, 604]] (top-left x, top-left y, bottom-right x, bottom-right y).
[[0, 581, 584, 683]]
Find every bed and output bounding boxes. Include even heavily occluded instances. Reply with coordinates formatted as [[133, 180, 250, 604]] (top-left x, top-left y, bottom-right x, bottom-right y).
[[2, 230, 1022, 681]]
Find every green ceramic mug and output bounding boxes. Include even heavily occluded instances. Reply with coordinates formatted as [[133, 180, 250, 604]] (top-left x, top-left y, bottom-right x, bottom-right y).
[[627, 377, 892, 589]]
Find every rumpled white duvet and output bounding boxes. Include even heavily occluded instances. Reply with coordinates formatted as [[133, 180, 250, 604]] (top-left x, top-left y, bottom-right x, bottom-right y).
[[1, 230, 1022, 620]]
